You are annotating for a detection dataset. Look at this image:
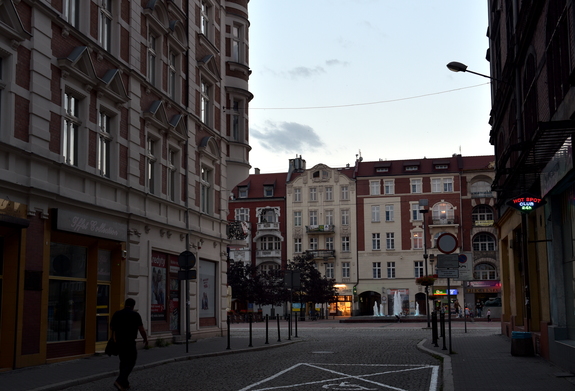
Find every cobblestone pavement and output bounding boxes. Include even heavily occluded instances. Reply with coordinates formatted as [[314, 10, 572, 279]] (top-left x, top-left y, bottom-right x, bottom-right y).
[[60, 328, 442, 391]]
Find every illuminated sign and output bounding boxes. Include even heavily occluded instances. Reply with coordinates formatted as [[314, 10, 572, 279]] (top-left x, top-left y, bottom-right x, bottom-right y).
[[432, 289, 458, 296], [506, 193, 546, 213]]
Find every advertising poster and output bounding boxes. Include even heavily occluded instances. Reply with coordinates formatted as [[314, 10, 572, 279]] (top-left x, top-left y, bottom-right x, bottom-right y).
[[199, 260, 216, 318], [151, 251, 167, 320], [169, 254, 180, 331]]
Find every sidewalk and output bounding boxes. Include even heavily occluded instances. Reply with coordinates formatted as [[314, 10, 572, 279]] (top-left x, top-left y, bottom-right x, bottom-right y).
[[0, 334, 297, 391]]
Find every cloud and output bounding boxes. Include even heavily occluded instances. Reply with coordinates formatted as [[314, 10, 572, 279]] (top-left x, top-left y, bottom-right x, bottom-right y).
[[287, 66, 326, 79], [251, 121, 325, 153], [326, 59, 350, 67]]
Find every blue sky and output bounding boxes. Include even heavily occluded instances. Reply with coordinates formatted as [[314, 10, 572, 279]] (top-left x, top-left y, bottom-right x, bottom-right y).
[[247, 1, 492, 173]]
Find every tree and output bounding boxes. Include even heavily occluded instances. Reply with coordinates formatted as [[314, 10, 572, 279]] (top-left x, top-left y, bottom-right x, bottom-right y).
[[286, 253, 337, 305]]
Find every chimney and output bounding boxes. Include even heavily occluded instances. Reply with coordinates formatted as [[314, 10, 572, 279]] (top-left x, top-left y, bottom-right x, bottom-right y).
[[254, 168, 260, 175]]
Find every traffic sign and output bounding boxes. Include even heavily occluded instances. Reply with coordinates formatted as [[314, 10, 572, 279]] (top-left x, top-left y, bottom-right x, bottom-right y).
[[436, 254, 459, 268], [437, 233, 458, 254], [437, 268, 459, 278], [178, 250, 196, 269], [178, 269, 197, 280]]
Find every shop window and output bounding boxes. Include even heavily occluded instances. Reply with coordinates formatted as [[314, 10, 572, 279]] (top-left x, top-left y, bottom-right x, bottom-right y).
[[47, 243, 87, 342]]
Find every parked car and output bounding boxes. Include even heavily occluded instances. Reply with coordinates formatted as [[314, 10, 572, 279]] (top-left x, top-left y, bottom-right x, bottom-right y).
[[483, 297, 502, 307]]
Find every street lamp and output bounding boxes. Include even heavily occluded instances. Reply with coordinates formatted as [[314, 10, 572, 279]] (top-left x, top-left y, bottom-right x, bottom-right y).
[[446, 61, 506, 83], [419, 199, 431, 328]]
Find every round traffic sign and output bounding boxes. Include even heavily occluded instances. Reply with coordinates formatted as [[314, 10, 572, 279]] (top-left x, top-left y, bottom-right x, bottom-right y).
[[178, 250, 196, 269], [437, 233, 458, 254]]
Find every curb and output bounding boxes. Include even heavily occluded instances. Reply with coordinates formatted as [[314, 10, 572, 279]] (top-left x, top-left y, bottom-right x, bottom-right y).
[[417, 339, 453, 391]]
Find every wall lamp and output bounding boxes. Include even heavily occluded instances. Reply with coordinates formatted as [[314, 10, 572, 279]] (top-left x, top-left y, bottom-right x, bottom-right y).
[[447, 61, 505, 83]]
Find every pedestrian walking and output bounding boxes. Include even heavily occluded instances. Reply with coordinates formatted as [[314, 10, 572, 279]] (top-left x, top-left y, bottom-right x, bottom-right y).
[[110, 298, 148, 391], [476, 300, 483, 317], [487, 308, 491, 322]]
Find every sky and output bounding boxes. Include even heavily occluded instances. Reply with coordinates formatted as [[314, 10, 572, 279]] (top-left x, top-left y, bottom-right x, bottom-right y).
[[246, 1, 493, 174]]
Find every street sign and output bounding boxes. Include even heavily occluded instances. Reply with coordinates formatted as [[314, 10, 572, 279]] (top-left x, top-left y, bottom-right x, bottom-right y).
[[178, 269, 197, 280], [458, 252, 473, 280], [437, 268, 459, 278], [178, 250, 196, 269], [436, 254, 459, 268], [437, 233, 458, 254]]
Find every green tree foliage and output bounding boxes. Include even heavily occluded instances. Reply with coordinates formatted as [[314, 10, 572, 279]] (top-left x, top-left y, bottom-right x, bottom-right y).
[[286, 253, 337, 304]]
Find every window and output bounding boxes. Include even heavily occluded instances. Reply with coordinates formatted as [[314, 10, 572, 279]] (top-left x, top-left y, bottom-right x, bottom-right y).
[[236, 208, 249, 221], [342, 236, 350, 252], [260, 208, 277, 223], [200, 1, 210, 38], [412, 231, 423, 249], [238, 186, 248, 198], [370, 180, 380, 195], [0, 58, 3, 127], [411, 202, 422, 221], [63, 93, 80, 166], [309, 187, 317, 201], [200, 166, 212, 214], [384, 180, 394, 195], [470, 181, 493, 197], [168, 52, 177, 100], [325, 263, 334, 278], [294, 238, 302, 253], [432, 202, 455, 223], [325, 210, 334, 225], [405, 165, 418, 171], [97, 111, 111, 177], [147, 138, 157, 194], [294, 188, 301, 202], [48, 243, 87, 341], [64, 0, 80, 28], [309, 237, 318, 250], [99, 0, 112, 51], [474, 263, 497, 280], [387, 262, 396, 278], [231, 99, 241, 141], [431, 178, 453, 193], [472, 205, 494, 223], [435, 164, 448, 170], [414, 261, 424, 278], [473, 234, 496, 251], [386, 233, 395, 250], [385, 205, 394, 222], [341, 210, 349, 226], [264, 185, 274, 197], [341, 185, 349, 200], [372, 233, 381, 250], [231, 24, 242, 62], [443, 178, 453, 192], [373, 262, 382, 279], [342, 262, 350, 278], [325, 186, 333, 201], [326, 237, 334, 250], [309, 210, 318, 226], [148, 33, 157, 85], [167, 149, 177, 201], [200, 80, 210, 124], [294, 211, 302, 227], [259, 236, 280, 250], [371, 206, 380, 222], [411, 178, 422, 194], [431, 178, 441, 193]]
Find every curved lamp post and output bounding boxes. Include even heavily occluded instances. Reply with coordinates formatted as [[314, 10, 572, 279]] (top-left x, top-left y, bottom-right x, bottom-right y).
[[447, 61, 501, 81]]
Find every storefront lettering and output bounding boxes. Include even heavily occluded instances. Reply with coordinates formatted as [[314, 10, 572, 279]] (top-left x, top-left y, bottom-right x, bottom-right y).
[[55, 209, 127, 241], [70, 216, 120, 237]]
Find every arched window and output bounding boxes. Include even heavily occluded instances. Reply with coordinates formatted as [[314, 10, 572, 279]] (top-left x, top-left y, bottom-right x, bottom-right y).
[[474, 263, 497, 280], [470, 181, 492, 197], [472, 205, 494, 224], [432, 202, 454, 223], [259, 236, 281, 251], [473, 234, 496, 251]]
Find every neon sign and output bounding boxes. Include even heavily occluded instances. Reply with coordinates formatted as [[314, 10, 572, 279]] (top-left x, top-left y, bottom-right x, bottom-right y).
[[506, 193, 546, 213]]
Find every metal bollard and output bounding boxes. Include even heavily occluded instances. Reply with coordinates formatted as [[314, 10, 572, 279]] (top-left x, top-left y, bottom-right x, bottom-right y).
[[226, 315, 231, 350], [277, 314, 281, 342], [440, 311, 447, 351], [248, 313, 253, 347], [432, 311, 438, 347], [265, 314, 269, 344]]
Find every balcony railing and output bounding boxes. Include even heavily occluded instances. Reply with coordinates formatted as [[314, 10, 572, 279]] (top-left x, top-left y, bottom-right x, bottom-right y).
[[430, 217, 459, 226], [257, 221, 280, 230], [473, 220, 494, 227], [256, 249, 281, 258], [305, 249, 336, 259], [305, 224, 335, 234], [227, 220, 249, 240], [471, 191, 494, 198]]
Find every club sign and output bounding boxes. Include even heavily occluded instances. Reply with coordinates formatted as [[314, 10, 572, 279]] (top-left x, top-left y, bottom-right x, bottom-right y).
[[506, 193, 546, 213]]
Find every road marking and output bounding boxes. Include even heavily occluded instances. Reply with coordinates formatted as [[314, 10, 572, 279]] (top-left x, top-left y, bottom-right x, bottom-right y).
[[238, 363, 439, 391]]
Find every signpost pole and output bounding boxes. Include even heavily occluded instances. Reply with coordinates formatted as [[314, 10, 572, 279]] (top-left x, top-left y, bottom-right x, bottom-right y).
[[448, 278, 453, 354]]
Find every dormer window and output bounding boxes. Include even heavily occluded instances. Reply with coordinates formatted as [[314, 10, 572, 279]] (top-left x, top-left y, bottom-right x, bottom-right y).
[[238, 186, 248, 198], [435, 164, 448, 170], [264, 185, 274, 197], [405, 165, 418, 171], [376, 167, 389, 173]]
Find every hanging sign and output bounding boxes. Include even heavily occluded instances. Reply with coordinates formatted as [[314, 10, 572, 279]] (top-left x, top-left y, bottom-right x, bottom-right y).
[[506, 193, 546, 213]]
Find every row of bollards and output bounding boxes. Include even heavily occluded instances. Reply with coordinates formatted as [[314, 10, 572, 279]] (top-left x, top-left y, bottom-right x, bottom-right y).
[[431, 310, 452, 353], [226, 313, 300, 350]]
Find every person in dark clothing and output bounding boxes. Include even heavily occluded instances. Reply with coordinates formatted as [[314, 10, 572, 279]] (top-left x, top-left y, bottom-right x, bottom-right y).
[[110, 298, 148, 391]]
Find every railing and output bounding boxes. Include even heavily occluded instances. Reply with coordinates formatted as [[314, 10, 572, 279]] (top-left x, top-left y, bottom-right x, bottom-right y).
[[227, 220, 249, 240], [473, 220, 494, 227], [257, 221, 280, 230], [471, 191, 494, 198], [305, 249, 336, 259], [305, 224, 335, 234], [431, 217, 459, 225], [256, 249, 281, 258]]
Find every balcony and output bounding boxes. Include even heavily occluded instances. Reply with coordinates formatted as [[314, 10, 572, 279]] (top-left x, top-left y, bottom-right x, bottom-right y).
[[227, 220, 249, 240], [430, 217, 459, 226], [306, 224, 335, 234], [473, 220, 494, 227], [256, 249, 281, 258], [306, 249, 336, 259], [257, 221, 280, 230], [471, 191, 494, 198]]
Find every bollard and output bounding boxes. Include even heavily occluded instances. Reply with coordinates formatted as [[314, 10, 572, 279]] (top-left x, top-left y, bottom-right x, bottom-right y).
[[277, 314, 281, 342], [248, 313, 253, 347], [265, 314, 269, 344], [288, 313, 291, 341], [440, 311, 447, 351], [226, 315, 231, 350], [432, 311, 438, 347], [295, 311, 298, 338]]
